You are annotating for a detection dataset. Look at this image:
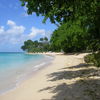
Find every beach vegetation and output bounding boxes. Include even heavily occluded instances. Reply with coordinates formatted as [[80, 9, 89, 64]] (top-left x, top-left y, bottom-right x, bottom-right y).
[[20, 0, 100, 67], [21, 37, 50, 53], [84, 52, 100, 67]]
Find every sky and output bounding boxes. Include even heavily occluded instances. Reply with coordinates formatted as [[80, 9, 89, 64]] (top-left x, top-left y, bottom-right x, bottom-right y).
[[0, 0, 57, 52]]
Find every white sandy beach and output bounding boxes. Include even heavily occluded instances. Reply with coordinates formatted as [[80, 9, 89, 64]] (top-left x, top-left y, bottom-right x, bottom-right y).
[[0, 53, 100, 100]]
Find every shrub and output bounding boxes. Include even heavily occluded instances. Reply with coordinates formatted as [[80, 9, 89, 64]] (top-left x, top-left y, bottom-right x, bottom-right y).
[[84, 54, 94, 64], [84, 52, 100, 67], [93, 52, 100, 67]]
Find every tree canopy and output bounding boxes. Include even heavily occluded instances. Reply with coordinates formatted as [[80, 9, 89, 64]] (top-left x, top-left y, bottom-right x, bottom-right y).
[[21, 37, 50, 53], [20, 0, 100, 51], [20, 0, 99, 25], [20, 0, 100, 66], [51, 20, 87, 52]]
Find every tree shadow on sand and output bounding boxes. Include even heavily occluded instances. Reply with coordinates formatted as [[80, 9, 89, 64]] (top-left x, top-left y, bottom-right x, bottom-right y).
[[47, 64, 99, 82], [61, 63, 92, 69], [39, 63, 100, 100]]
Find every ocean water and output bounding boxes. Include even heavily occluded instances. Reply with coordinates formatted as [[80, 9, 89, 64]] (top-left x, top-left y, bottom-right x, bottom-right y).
[[0, 52, 52, 94]]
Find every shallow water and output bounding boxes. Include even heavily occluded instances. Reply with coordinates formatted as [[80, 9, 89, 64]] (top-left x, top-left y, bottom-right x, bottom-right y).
[[0, 52, 52, 94]]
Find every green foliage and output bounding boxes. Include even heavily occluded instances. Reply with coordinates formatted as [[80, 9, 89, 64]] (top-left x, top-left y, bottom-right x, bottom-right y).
[[20, 0, 100, 66], [40, 37, 48, 42], [21, 37, 50, 53], [21, 40, 34, 52], [50, 20, 89, 52], [84, 52, 100, 67], [20, 0, 100, 52], [44, 37, 48, 41], [40, 38, 44, 42], [93, 52, 100, 67], [84, 54, 94, 64], [20, 0, 99, 25]]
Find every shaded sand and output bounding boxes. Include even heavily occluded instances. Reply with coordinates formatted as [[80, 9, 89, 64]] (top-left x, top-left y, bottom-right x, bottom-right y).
[[0, 53, 100, 100]]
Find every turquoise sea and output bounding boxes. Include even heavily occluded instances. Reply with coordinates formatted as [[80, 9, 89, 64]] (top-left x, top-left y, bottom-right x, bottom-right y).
[[0, 52, 52, 94]]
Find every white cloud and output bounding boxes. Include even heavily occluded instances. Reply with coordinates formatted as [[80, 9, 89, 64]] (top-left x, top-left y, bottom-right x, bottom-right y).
[[6, 20, 25, 35], [0, 26, 4, 34], [28, 27, 45, 38], [45, 30, 53, 40], [0, 20, 51, 45], [7, 20, 16, 26]]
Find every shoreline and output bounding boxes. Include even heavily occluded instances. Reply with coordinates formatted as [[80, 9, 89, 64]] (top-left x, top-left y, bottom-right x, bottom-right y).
[[0, 53, 99, 100], [26, 52, 64, 56], [0, 53, 54, 96], [0, 60, 53, 96]]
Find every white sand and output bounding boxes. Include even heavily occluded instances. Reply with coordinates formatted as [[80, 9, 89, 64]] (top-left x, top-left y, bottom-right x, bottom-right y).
[[0, 53, 99, 100]]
